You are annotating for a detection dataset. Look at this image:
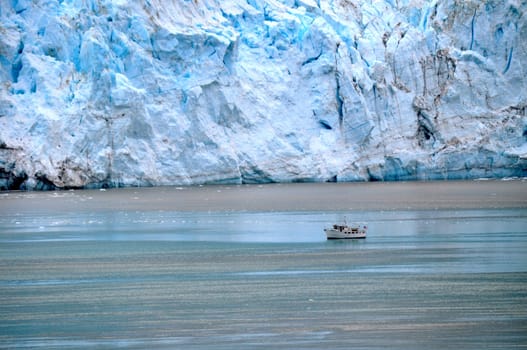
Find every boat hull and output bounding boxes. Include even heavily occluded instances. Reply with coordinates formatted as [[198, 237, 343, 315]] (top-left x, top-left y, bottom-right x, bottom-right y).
[[324, 227, 367, 240]]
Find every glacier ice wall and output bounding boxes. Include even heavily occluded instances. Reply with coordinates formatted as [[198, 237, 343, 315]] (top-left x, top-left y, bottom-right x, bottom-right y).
[[0, 0, 526, 189]]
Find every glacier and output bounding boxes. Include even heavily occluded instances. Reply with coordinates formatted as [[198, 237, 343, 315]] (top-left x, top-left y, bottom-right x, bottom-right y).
[[0, 0, 526, 189]]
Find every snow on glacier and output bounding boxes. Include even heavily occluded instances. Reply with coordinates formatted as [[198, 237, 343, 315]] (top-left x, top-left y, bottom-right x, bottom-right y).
[[0, 0, 526, 189]]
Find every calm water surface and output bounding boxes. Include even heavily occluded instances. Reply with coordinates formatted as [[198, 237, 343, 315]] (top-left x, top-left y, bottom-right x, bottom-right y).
[[1, 186, 526, 349]]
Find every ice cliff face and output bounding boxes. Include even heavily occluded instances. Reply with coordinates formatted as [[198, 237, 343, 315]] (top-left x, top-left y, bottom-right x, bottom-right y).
[[1, 0, 526, 189]]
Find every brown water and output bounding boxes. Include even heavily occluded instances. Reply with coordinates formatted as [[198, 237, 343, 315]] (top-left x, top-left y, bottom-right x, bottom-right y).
[[1, 180, 525, 213], [1, 181, 526, 349]]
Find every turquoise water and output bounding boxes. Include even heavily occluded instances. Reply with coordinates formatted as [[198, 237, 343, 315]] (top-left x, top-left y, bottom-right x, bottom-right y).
[[1, 207, 527, 349]]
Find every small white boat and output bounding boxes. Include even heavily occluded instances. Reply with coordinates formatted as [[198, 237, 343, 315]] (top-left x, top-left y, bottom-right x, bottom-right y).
[[324, 222, 367, 239]]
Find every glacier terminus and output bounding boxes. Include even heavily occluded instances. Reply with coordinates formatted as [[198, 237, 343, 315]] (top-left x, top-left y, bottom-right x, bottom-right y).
[[0, 0, 526, 189]]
